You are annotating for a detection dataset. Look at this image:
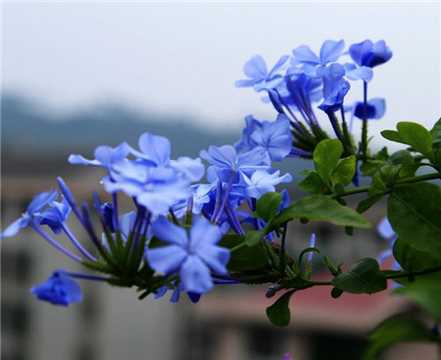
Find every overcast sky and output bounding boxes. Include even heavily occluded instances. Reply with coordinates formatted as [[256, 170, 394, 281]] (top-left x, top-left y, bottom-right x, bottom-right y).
[[2, 2, 440, 139]]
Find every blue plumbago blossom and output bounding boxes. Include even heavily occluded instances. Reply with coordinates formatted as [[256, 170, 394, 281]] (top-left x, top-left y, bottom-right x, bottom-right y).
[[154, 283, 201, 304], [235, 114, 293, 162], [352, 98, 386, 120], [344, 62, 373, 82], [146, 216, 230, 294], [38, 197, 71, 234], [201, 145, 271, 183], [1, 190, 57, 238], [31, 271, 83, 306], [69, 142, 130, 169], [319, 78, 350, 113], [103, 133, 204, 216], [235, 54, 290, 92], [243, 170, 293, 199], [292, 39, 345, 77], [349, 40, 393, 68], [377, 217, 400, 270]]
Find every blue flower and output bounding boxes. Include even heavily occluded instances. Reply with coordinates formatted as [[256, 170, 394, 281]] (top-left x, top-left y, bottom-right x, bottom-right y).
[[235, 54, 290, 92], [1, 190, 58, 238], [154, 283, 201, 304], [235, 114, 293, 162], [353, 98, 386, 120], [31, 271, 83, 306], [130, 133, 171, 166], [377, 217, 399, 268], [318, 78, 350, 113], [69, 142, 130, 169], [243, 170, 293, 199], [200, 145, 270, 183], [344, 63, 373, 82], [146, 216, 230, 294], [292, 39, 345, 76], [349, 40, 392, 68], [38, 197, 71, 234]]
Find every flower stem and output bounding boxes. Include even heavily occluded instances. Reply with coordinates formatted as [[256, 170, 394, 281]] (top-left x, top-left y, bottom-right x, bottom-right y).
[[360, 81, 368, 159]]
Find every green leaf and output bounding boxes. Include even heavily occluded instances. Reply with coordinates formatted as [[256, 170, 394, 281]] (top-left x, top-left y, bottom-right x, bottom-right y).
[[381, 130, 401, 142], [389, 150, 419, 178], [331, 155, 356, 186], [266, 290, 295, 327], [395, 275, 441, 321], [332, 258, 387, 294], [256, 192, 282, 222], [397, 122, 433, 157], [356, 194, 383, 214], [298, 171, 327, 194], [313, 139, 343, 182], [388, 183, 441, 256], [272, 195, 371, 230], [430, 118, 441, 150], [393, 240, 441, 272], [362, 314, 438, 360], [219, 234, 268, 272], [244, 230, 263, 247]]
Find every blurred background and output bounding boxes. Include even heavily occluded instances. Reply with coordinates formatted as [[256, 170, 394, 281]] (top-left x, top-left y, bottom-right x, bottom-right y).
[[1, 2, 440, 360]]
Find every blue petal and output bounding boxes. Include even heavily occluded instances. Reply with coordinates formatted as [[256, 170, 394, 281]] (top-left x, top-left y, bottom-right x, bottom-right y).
[[369, 98, 386, 119], [349, 40, 373, 66], [1, 216, 30, 238], [319, 39, 345, 64], [235, 79, 258, 88], [146, 245, 188, 274], [377, 217, 395, 239], [170, 157, 205, 182], [292, 45, 320, 65], [68, 154, 100, 166], [344, 64, 373, 82], [180, 255, 213, 294], [151, 216, 188, 246], [27, 190, 58, 214], [243, 55, 268, 80], [136, 133, 171, 166], [196, 245, 230, 275], [31, 271, 82, 306], [189, 216, 222, 248], [268, 55, 290, 78]]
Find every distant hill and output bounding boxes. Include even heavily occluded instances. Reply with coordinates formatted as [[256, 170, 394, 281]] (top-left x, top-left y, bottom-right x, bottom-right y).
[[1, 93, 310, 177], [1, 94, 238, 174]]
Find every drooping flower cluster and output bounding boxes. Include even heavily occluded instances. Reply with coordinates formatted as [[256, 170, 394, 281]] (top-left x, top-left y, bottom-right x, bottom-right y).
[[1, 114, 294, 305], [1, 38, 392, 309]]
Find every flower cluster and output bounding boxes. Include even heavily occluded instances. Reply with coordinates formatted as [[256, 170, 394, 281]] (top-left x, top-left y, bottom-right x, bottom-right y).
[[1, 38, 392, 309], [236, 39, 392, 158], [1, 115, 294, 305]]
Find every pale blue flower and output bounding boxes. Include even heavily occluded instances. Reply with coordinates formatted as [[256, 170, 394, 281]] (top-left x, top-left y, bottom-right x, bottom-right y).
[[146, 216, 230, 294]]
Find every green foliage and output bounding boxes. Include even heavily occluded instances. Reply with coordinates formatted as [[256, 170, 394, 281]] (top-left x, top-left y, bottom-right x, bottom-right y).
[[381, 121, 433, 159], [273, 195, 371, 230], [331, 155, 356, 186], [395, 274, 441, 321], [332, 258, 387, 294], [388, 183, 441, 256], [220, 234, 269, 272], [256, 192, 282, 222], [363, 314, 439, 360], [313, 139, 343, 183], [266, 290, 295, 327]]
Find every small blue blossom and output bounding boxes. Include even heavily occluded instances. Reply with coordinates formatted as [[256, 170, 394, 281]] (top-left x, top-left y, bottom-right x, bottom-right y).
[[1, 190, 58, 238], [243, 170, 293, 199], [69, 142, 130, 169], [377, 217, 400, 269], [319, 78, 350, 113], [292, 39, 345, 77], [353, 98, 386, 120], [235, 114, 293, 162], [31, 271, 83, 306], [235, 54, 290, 92], [200, 145, 270, 183], [344, 62, 373, 82], [38, 197, 71, 234], [349, 40, 392, 68], [146, 216, 230, 294]]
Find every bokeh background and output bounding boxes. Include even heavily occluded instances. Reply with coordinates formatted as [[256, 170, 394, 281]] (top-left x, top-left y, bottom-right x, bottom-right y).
[[1, 2, 440, 360]]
